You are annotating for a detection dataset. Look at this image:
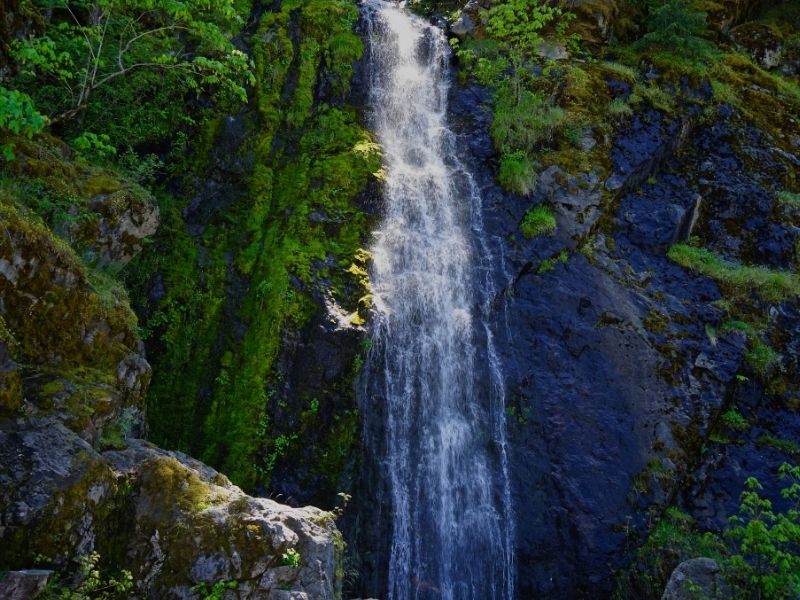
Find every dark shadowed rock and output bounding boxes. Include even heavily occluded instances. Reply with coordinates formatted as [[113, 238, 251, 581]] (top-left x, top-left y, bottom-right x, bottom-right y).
[[0, 570, 52, 600]]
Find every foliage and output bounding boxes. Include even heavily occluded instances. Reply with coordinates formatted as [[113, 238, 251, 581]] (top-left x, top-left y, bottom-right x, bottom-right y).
[[0, 86, 47, 159], [41, 552, 133, 600], [520, 204, 556, 238], [608, 97, 632, 117], [192, 580, 238, 600], [722, 464, 800, 599], [720, 409, 749, 432], [746, 341, 782, 376], [485, 0, 566, 61], [9, 0, 254, 148], [492, 87, 564, 153], [537, 250, 568, 274], [455, 0, 574, 189], [668, 244, 800, 302], [71, 132, 116, 159], [635, 0, 712, 55], [280, 548, 301, 568], [129, 0, 377, 491]]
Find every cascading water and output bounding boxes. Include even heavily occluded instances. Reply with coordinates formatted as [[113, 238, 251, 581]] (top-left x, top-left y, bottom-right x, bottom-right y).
[[360, 2, 514, 599]]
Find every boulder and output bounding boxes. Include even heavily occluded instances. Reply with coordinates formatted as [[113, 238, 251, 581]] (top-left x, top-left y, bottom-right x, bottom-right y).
[[0, 570, 52, 600], [662, 558, 726, 600], [77, 186, 160, 266], [0, 422, 342, 599]]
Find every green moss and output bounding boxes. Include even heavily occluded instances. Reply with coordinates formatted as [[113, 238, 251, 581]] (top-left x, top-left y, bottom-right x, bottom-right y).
[[598, 61, 638, 82], [521, 205, 557, 238], [537, 250, 568, 274], [130, 0, 379, 491], [631, 82, 677, 113], [757, 435, 800, 457], [608, 97, 633, 117], [668, 244, 800, 302]]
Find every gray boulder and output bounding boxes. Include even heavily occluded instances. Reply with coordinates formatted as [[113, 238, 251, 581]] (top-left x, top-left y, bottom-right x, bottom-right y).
[[662, 558, 726, 600]]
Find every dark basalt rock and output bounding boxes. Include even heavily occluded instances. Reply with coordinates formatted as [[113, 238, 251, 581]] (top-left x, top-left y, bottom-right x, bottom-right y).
[[413, 68, 800, 599]]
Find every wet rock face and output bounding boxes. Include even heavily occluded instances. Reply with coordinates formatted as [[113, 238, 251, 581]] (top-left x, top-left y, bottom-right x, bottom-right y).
[[441, 63, 799, 597]]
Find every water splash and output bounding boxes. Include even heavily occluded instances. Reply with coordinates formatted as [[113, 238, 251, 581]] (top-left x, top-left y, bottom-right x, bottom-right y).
[[360, 2, 514, 599]]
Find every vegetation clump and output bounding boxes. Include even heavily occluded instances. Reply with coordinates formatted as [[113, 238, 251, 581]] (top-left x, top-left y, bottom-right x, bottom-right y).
[[520, 204, 557, 238], [668, 244, 800, 302]]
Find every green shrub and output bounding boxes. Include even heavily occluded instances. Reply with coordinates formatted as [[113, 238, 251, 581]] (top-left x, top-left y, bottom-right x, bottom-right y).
[[498, 151, 537, 195], [0, 86, 46, 160], [40, 552, 133, 600], [723, 464, 800, 598], [281, 548, 302, 568], [636, 0, 712, 55], [521, 205, 556, 238]]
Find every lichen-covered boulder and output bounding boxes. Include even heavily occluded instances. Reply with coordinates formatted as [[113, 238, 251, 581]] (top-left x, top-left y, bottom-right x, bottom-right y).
[[704, 0, 763, 33], [74, 184, 160, 267], [105, 441, 342, 599], [0, 421, 342, 600]]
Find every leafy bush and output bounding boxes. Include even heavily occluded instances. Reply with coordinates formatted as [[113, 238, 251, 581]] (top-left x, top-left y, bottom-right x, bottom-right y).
[[280, 548, 302, 568], [520, 205, 556, 238], [192, 580, 238, 600], [0, 86, 47, 159], [723, 464, 800, 599], [12, 0, 254, 144]]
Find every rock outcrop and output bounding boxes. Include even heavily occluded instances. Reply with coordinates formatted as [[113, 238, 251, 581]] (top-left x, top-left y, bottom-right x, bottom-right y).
[[0, 142, 342, 598], [1, 421, 341, 599]]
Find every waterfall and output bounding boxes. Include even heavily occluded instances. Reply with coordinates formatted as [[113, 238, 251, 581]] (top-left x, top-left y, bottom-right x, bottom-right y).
[[360, 2, 515, 599]]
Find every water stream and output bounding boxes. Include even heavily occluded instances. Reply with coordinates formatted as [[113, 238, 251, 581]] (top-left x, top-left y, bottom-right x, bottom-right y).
[[360, 2, 514, 598]]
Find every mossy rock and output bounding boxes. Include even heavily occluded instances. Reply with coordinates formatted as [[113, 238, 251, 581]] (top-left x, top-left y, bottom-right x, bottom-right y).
[[0, 201, 149, 439]]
